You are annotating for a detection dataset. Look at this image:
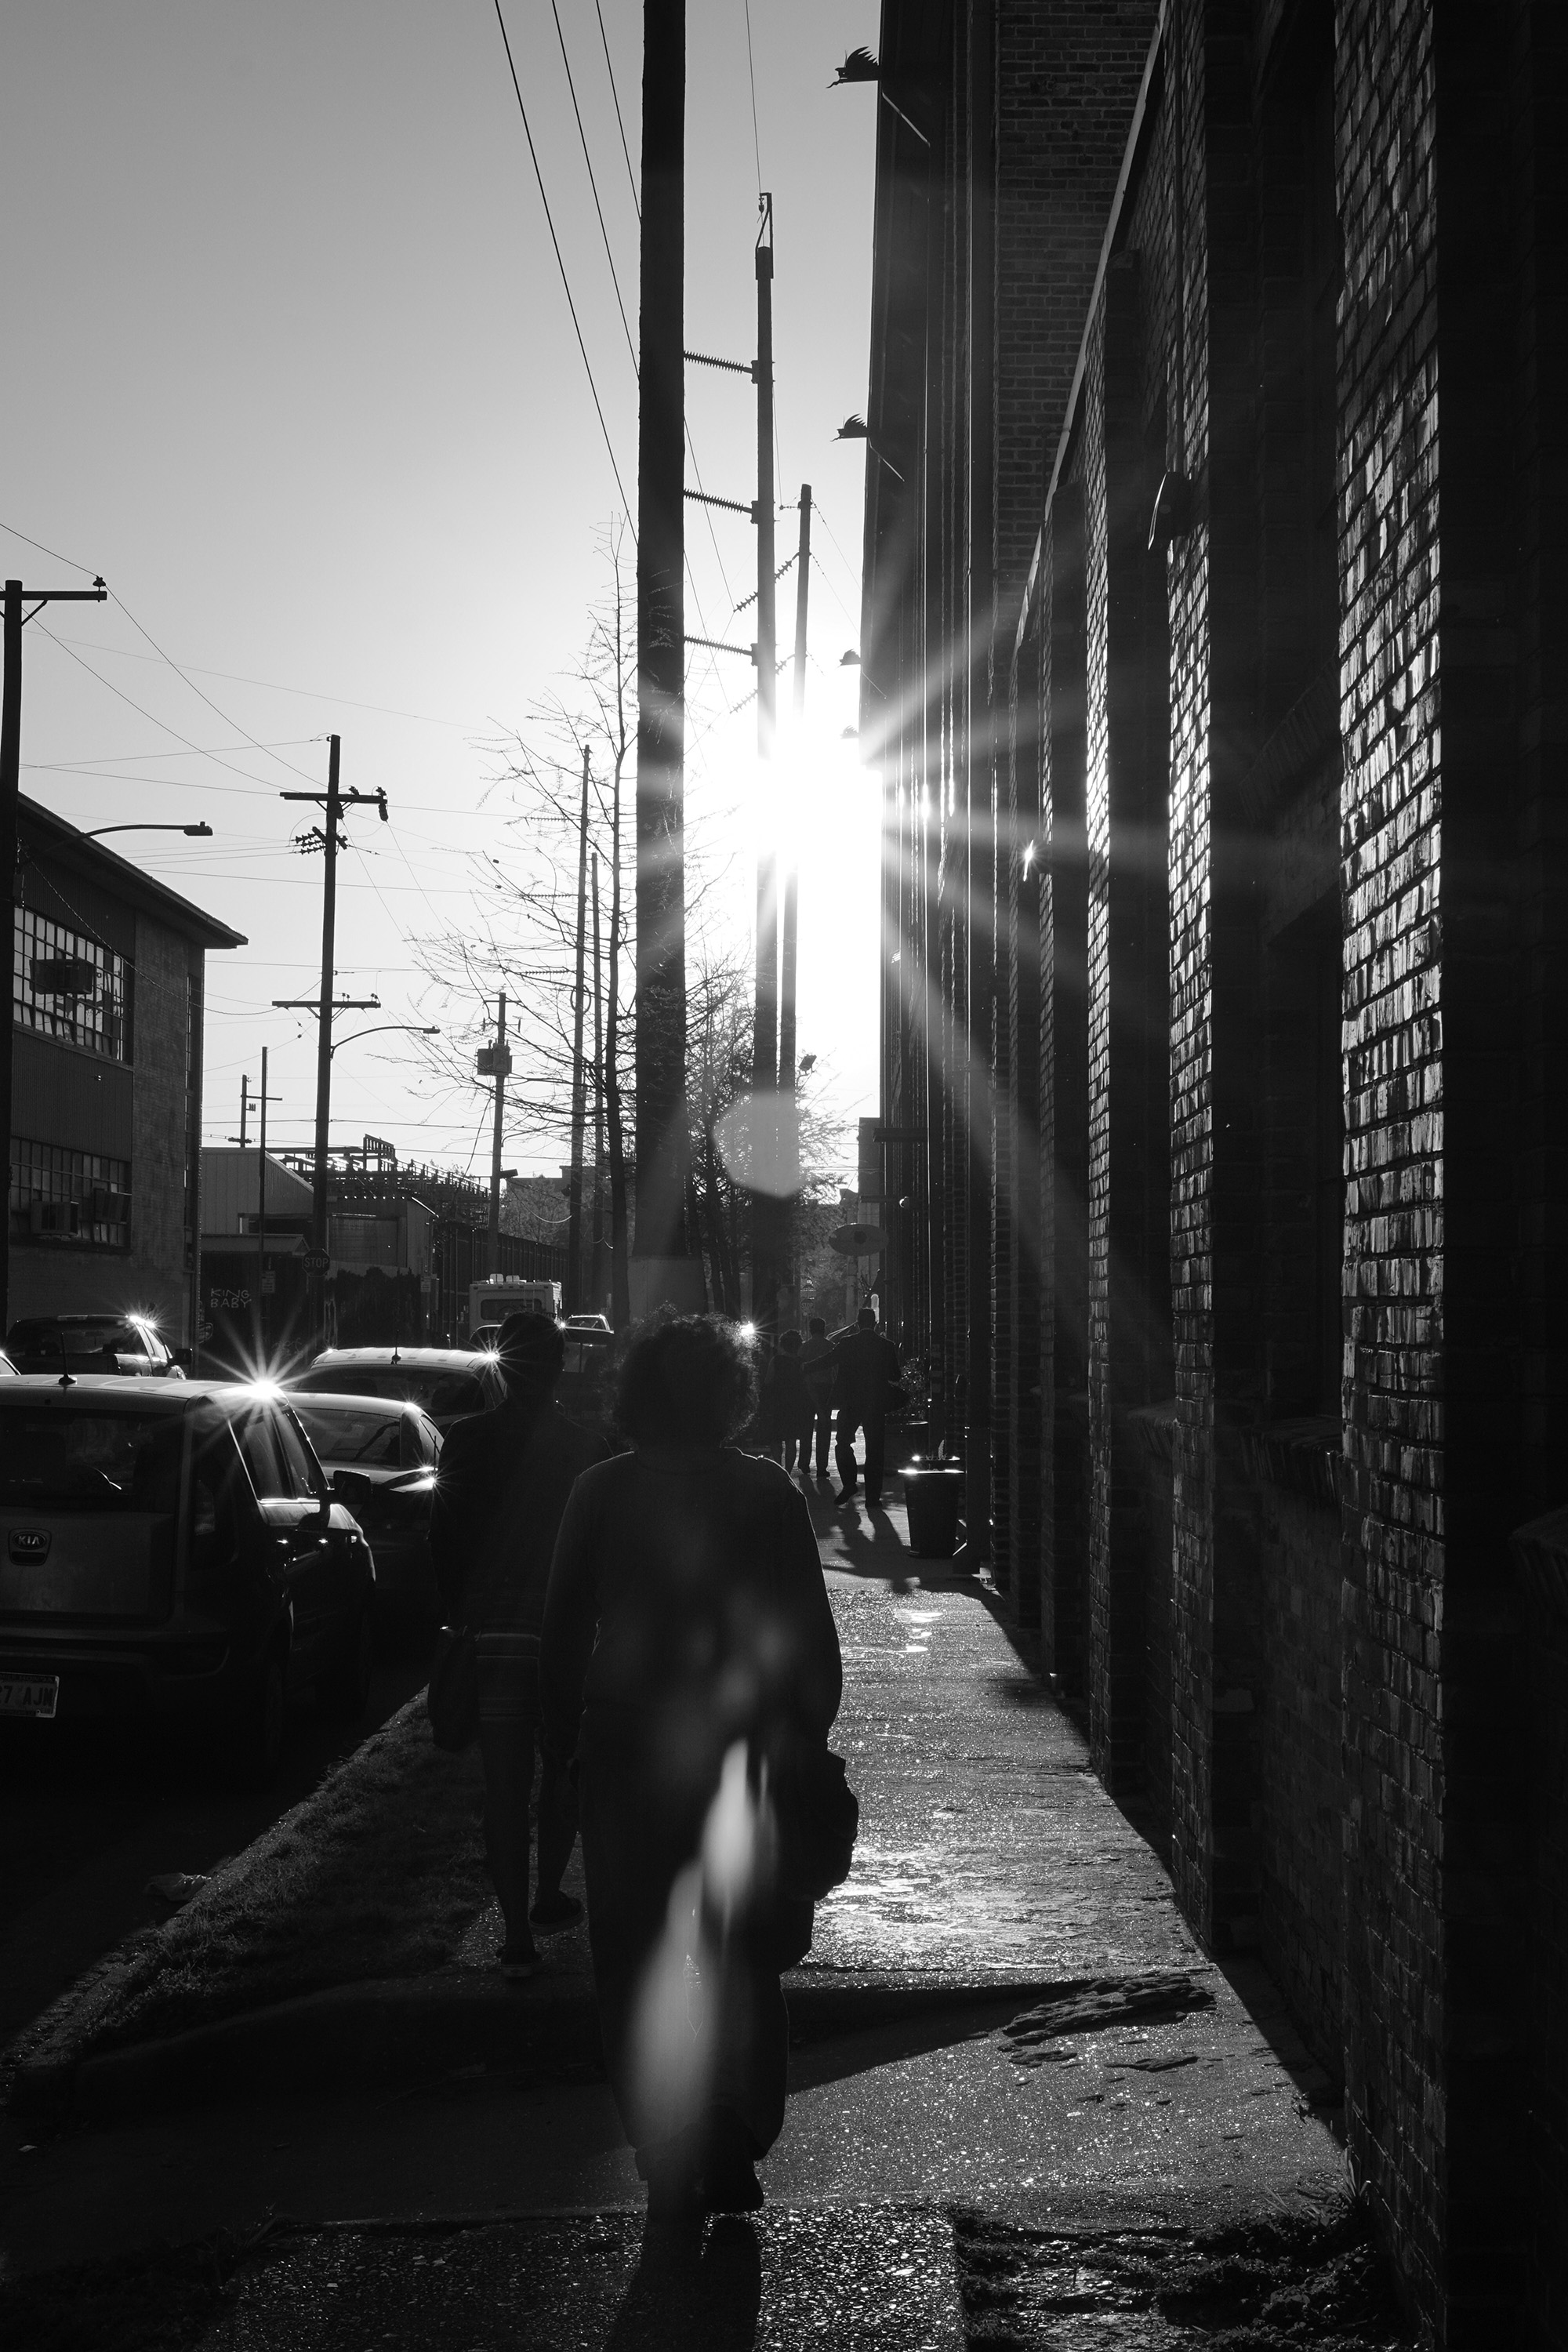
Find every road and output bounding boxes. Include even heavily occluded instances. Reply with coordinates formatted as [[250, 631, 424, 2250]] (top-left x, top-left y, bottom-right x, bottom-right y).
[[0, 1630, 434, 2047]]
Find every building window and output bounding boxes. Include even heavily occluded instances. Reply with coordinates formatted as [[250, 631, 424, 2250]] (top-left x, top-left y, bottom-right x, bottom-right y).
[[10, 1140, 132, 1249], [14, 905, 131, 1062]]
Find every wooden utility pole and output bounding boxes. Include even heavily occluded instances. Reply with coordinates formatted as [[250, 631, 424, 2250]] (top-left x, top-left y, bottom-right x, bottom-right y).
[[312, 737, 342, 1268], [750, 198, 780, 1330], [487, 991, 508, 1257], [0, 574, 107, 1336], [565, 747, 591, 1311], [590, 849, 607, 1309], [276, 739, 385, 1338], [633, 0, 697, 1310], [254, 1046, 269, 1360], [779, 483, 811, 1093]]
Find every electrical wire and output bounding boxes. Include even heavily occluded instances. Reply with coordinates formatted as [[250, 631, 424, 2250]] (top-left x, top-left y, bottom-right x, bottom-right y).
[[492, 0, 634, 533], [45, 637, 474, 729], [593, 0, 640, 220], [108, 593, 318, 782], [549, 0, 637, 383], [0, 520, 100, 577], [34, 626, 323, 796], [742, 0, 764, 194]]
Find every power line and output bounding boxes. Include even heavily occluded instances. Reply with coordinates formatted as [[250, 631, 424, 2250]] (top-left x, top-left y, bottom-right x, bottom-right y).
[[0, 519, 100, 577], [34, 626, 325, 796], [549, 0, 637, 383], [45, 637, 474, 729], [742, 0, 764, 194], [108, 592, 317, 782], [491, 0, 634, 534], [593, 0, 640, 220]]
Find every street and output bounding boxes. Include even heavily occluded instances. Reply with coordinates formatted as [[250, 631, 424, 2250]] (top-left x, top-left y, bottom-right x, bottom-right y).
[[0, 1635, 433, 2048]]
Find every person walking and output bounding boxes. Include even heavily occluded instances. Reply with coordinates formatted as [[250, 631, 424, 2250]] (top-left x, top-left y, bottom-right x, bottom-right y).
[[798, 1315, 836, 1482], [430, 1312, 605, 1977], [768, 1328, 813, 1472], [541, 1314, 842, 2227], [830, 1305, 902, 1506]]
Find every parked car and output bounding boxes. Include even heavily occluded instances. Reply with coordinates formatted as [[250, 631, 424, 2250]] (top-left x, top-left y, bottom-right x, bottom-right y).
[[6, 1312, 184, 1379], [0, 1377, 375, 1784], [294, 1347, 506, 1432], [559, 1323, 615, 1424], [288, 1392, 441, 1629]]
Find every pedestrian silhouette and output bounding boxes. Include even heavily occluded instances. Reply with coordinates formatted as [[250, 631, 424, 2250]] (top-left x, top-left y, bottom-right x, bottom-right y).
[[429, 1310, 605, 1975], [541, 1313, 843, 2237]]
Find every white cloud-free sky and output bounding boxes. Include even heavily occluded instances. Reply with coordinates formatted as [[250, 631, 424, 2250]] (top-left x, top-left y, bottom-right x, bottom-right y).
[[4, 1, 880, 1179]]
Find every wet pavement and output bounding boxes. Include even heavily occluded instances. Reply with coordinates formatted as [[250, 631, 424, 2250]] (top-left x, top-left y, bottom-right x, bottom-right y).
[[0, 1468, 1372, 2345]]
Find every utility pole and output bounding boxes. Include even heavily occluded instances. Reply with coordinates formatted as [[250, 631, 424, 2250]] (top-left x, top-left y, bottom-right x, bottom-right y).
[[777, 483, 810, 1320], [633, 0, 698, 1311], [750, 196, 780, 1332], [480, 992, 509, 1261], [1, 573, 107, 1335], [779, 483, 811, 1093], [312, 737, 342, 1272], [565, 747, 591, 1313], [590, 849, 606, 1311], [254, 1046, 270, 1360], [236, 1075, 252, 1147], [277, 737, 386, 1335]]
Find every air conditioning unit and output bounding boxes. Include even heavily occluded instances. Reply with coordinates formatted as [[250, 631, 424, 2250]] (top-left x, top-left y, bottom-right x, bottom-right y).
[[30, 956, 98, 999], [89, 1186, 132, 1225], [28, 1200, 80, 1236]]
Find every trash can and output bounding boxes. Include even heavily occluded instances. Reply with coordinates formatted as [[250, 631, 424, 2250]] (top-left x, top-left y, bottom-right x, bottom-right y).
[[902, 1464, 967, 1558]]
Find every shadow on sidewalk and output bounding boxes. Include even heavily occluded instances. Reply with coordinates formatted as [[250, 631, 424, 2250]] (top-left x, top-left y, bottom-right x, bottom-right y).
[[606, 2216, 760, 2350]]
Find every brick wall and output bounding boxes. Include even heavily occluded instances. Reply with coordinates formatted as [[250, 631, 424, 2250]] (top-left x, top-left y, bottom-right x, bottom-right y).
[[1254, 1451, 1345, 2080], [1335, 0, 1447, 2315], [1043, 486, 1090, 1693], [1007, 579, 1044, 1628], [1083, 250, 1171, 1792]]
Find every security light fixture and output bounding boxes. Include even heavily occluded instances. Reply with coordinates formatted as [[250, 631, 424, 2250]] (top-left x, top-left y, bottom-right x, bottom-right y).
[[1148, 470, 1194, 553]]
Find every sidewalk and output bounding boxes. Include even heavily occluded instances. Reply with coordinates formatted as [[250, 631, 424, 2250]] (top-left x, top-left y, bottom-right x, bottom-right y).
[[0, 1477, 1352, 2292]]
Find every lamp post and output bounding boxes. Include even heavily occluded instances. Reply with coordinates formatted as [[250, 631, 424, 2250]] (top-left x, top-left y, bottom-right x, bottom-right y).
[[330, 1023, 440, 1060], [82, 822, 214, 841]]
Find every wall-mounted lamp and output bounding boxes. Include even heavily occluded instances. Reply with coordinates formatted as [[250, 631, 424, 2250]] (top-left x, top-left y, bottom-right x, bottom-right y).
[[1148, 470, 1194, 554]]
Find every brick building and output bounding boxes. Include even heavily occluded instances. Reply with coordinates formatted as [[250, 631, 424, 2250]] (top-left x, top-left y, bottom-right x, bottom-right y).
[[10, 798, 243, 1351], [860, 2, 1568, 2341]]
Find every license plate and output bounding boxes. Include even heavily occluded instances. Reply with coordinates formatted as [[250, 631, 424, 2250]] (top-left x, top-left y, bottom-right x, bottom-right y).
[[0, 1674, 59, 1719]]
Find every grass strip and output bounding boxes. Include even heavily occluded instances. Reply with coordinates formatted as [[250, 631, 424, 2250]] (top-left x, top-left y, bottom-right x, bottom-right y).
[[9, 1697, 488, 2073]]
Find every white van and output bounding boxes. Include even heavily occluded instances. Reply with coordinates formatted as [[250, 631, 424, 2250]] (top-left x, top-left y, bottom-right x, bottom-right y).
[[466, 1278, 562, 1343]]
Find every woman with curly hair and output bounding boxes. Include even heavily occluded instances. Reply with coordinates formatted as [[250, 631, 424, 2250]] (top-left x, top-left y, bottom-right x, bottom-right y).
[[540, 1312, 842, 2229]]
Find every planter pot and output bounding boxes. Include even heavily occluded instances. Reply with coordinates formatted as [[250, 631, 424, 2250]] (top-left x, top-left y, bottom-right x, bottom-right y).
[[901, 1465, 967, 1559]]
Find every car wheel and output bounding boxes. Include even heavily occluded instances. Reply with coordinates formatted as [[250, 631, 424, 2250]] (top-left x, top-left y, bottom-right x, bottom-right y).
[[232, 1650, 287, 1790], [321, 1606, 372, 1723]]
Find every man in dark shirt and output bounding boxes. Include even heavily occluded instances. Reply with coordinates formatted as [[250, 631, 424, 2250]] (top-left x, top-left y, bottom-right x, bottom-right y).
[[430, 1312, 605, 1974], [830, 1305, 902, 1506]]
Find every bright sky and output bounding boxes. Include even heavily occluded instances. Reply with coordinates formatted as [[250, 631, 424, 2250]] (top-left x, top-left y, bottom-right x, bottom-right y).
[[4, 1, 880, 1181]]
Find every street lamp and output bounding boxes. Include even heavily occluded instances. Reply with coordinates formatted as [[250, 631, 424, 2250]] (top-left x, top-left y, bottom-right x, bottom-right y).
[[83, 822, 214, 840], [330, 1023, 440, 1060]]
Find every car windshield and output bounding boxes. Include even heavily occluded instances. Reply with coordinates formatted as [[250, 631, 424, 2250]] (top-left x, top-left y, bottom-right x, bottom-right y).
[[0, 1406, 183, 1511], [302, 1367, 488, 1421], [292, 1403, 405, 1467], [9, 1319, 145, 1359]]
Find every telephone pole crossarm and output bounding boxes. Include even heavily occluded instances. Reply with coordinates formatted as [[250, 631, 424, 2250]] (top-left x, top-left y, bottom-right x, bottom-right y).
[[271, 997, 380, 1013], [684, 633, 757, 662]]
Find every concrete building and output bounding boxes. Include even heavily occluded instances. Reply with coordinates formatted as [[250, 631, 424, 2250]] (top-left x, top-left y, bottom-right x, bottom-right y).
[[10, 797, 243, 1350], [861, 3, 1568, 2341]]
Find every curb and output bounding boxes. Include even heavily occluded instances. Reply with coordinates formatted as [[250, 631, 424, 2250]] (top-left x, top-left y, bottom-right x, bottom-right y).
[[7, 1973, 1073, 2129]]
